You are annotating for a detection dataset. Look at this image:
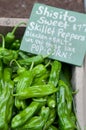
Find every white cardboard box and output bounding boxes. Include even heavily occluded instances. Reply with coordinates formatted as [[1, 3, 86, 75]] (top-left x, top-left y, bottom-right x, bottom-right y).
[[0, 18, 85, 130], [72, 56, 86, 130]]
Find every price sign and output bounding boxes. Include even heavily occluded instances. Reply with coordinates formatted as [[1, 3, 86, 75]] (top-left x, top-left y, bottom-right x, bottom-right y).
[[20, 3, 86, 66]]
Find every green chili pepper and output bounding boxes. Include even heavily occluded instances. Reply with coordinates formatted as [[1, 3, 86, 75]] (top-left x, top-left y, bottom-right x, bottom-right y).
[[11, 60, 29, 109], [3, 67, 12, 81], [12, 59, 26, 75], [3, 68, 14, 123], [14, 83, 58, 100], [60, 80, 72, 112], [0, 85, 9, 129], [47, 60, 61, 119], [15, 63, 34, 92], [32, 71, 49, 85], [12, 60, 34, 89], [16, 70, 33, 93], [11, 101, 40, 128], [57, 80, 76, 130], [0, 34, 18, 64], [17, 106, 50, 130], [0, 117, 8, 130], [32, 64, 48, 78], [48, 125, 58, 130], [5, 22, 26, 45], [49, 60, 62, 87], [20, 116, 44, 130], [0, 67, 14, 129], [40, 106, 50, 123], [18, 55, 44, 66], [3, 50, 18, 64], [12, 60, 34, 109], [43, 108, 56, 130]]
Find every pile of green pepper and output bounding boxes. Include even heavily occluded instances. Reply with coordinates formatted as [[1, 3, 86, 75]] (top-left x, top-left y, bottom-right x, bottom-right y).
[[0, 23, 79, 130]]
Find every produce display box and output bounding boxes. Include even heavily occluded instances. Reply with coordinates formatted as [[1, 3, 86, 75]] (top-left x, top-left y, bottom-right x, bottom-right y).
[[0, 17, 86, 130]]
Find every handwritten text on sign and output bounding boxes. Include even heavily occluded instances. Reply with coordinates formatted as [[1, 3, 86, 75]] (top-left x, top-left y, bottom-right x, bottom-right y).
[[20, 3, 86, 66]]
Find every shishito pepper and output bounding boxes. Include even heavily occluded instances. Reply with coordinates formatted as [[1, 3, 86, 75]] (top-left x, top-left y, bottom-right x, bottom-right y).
[[13, 60, 34, 91], [12, 62, 28, 109], [3, 67, 14, 123], [57, 80, 76, 130], [12, 60, 48, 109], [0, 66, 14, 130], [13, 61, 48, 89], [3, 49, 18, 64], [32, 71, 49, 85], [40, 106, 50, 124], [43, 108, 56, 130], [18, 54, 44, 66], [14, 83, 58, 100], [32, 63, 48, 78], [0, 61, 7, 130], [11, 101, 41, 128], [31, 62, 50, 85], [5, 22, 26, 46], [12, 60, 34, 109], [48, 125, 58, 130], [47, 60, 61, 108], [26, 106, 50, 130], [49, 60, 62, 87], [20, 106, 50, 130], [20, 116, 44, 130], [0, 34, 18, 64], [42, 60, 61, 130]]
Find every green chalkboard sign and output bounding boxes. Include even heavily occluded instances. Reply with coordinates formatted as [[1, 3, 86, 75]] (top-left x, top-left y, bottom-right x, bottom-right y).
[[20, 3, 86, 66]]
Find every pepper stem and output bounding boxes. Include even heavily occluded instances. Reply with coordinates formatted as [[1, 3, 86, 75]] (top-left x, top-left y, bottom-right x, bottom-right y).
[[10, 59, 22, 68], [0, 34, 5, 48], [45, 60, 51, 68], [11, 22, 26, 35], [72, 89, 79, 95], [29, 62, 34, 71]]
